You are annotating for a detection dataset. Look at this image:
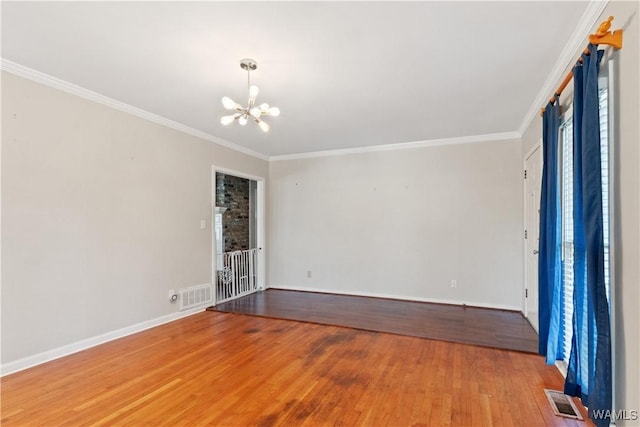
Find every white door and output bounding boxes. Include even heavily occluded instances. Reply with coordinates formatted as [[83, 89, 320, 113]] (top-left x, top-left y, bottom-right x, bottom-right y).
[[525, 144, 542, 332]]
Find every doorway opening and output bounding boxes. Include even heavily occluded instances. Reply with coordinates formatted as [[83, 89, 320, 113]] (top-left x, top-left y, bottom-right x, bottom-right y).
[[212, 168, 265, 304]]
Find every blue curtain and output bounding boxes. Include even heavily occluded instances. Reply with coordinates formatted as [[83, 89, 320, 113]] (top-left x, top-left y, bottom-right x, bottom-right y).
[[564, 44, 611, 427], [538, 97, 563, 362]]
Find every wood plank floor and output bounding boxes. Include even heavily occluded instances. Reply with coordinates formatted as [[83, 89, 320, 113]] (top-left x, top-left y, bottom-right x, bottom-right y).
[[210, 289, 539, 353], [1, 311, 591, 426]]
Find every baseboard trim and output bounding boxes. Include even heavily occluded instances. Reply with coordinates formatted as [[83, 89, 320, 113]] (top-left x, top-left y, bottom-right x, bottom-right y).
[[0, 307, 206, 376], [267, 285, 523, 312]]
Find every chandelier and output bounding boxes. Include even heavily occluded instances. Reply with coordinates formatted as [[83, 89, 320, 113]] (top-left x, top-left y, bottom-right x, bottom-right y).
[[220, 58, 280, 132]]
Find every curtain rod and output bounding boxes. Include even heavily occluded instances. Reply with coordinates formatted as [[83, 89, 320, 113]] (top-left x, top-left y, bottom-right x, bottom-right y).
[[540, 16, 623, 117]]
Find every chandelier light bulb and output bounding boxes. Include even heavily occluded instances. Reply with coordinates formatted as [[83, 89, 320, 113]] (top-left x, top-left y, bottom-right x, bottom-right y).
[[249, 107, 262, 118], [257, 120, 270, 133], [221, 96, 239, 110], [220, 115, 236, 126], [268, 107, 280, 117], [239, 115, 248, 126], [259, 103, 270, 111], [249, 85, 259, 100]]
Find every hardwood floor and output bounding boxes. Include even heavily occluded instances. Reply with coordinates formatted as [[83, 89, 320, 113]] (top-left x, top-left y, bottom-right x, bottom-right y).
[[210, 289, 539, 353], [1, 311, 590, 426]]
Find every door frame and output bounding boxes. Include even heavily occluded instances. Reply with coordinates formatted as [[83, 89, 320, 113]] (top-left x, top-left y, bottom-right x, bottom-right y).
[[211, 165, 266, 304], [523, 141, 542, 322]]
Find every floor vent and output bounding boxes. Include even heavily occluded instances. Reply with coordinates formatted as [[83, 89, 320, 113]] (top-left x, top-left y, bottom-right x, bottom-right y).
[[179, 284, 213, 311], [544, 389, 584, 420]]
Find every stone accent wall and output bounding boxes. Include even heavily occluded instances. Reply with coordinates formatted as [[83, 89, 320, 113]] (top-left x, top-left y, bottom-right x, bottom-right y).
[[216, 173, 250, 252]]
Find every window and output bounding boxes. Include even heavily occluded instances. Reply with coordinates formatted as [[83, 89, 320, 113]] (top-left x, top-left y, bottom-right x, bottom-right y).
[[558, 80, 610, 366], [560, 114, 574, 364]]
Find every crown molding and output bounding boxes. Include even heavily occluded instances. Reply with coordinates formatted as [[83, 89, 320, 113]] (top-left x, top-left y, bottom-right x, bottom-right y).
[[5, 0, 606, 169], [269, 131, 520, 161], [0, 59, 521, 162], [517, 0, 609, 136], [0, 59, 270, 161]]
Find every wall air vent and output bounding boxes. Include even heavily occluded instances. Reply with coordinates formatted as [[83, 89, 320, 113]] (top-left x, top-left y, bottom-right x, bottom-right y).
[[179, 284, 213, 311]]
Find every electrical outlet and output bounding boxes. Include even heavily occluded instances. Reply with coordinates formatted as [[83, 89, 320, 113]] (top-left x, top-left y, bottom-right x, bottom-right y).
[[168, 289, 178, 303], [450, 280, 457, 288]]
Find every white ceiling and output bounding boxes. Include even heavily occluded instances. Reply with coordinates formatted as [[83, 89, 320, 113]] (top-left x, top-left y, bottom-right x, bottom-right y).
[[2, 1, 591, 158]]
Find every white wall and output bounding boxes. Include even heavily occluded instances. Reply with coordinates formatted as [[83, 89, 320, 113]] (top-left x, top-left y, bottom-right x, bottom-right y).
[[1, 71, 269, 367], [269, 139, 523, 310], [521, 0, 639, 420]]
